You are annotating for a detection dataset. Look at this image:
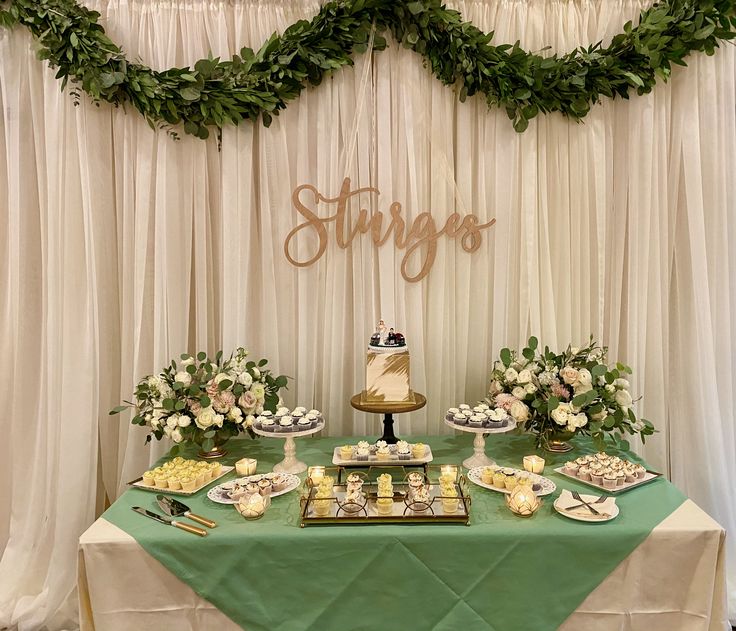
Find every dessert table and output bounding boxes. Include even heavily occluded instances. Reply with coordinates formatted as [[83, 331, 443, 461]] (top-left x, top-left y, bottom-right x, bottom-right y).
[[78, 435, 728, 631]]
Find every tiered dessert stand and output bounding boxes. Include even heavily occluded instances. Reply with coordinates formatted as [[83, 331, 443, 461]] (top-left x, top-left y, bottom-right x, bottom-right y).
[[443, 417, 516, 469], [252, 420, 325, 474]]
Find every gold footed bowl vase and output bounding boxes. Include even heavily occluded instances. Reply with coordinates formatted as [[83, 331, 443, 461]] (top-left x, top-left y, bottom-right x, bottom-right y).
[[541, 429, 575, 453], [196, 435, 230, 459]]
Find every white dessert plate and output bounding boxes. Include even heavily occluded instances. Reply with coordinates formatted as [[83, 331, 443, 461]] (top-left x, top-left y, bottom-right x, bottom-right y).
[[130, 465, 234, 496], [553, 467, 661, 494], [332, 445, 434, 466], [467, 466, 556, 497], [207, 472, 300, 504], [553, 494, 619, 522]]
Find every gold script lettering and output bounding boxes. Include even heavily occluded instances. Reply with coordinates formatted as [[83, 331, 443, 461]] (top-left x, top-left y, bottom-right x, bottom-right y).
[[283, 178, 495, 282]]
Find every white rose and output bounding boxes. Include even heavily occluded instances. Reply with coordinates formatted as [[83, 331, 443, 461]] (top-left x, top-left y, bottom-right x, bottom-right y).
[[575, 369, 592, 387], [571, 412, 588, 428], [509, 401, 530, 422], [525, 383, 537, 395], [517, 369, 532, 384], [163, 426, 172, 438], [170, 428, 183, 443], [214, 373, 233, 386], [605, 384, 615, 393], [238, 372, 253, 387], [550, 407, 569, 426], [166, 415, 179, 429], [590, 409, 608, 422], [538, 371, 556, 386], [195, 406, 223, 430], [245, 414, 255, 428], [251, 383, 266, 400], [251, 367, 261, 380], [174, 371, 192, 386], [228, 407, 243, 422], [614, 378, 630, 390], [614, 390, 633, 408], [574, 382, 593, 395], [180, 356, 195, 367], [178, 414, 192, 427], [504, 368, 519, 383], [512, 386, 527, 400], [560, 366, 579, 385]]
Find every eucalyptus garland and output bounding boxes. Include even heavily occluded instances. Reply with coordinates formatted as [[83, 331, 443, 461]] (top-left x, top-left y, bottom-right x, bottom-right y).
[[0, 0, 734, 138]]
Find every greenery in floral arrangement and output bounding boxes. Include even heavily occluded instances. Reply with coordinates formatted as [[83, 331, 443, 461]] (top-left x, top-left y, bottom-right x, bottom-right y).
[[110, 348, 289, 455], [487, 337, 655, 450], [0, 0, 734, 137]]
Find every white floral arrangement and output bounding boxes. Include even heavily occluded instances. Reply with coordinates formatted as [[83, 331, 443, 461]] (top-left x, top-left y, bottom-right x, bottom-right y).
[[111, 348, 288, 453], [487, 337, 655, 450]]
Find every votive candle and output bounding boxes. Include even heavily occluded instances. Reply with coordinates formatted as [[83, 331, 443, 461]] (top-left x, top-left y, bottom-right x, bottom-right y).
[[440, 465, 458, 483], [308, 466, 325, 485], [236, 458, 258, 476], [523, 455, 545, 474]]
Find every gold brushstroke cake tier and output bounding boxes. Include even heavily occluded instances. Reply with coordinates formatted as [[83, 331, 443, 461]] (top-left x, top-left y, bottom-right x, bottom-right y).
[[364, 349, 413, 403]]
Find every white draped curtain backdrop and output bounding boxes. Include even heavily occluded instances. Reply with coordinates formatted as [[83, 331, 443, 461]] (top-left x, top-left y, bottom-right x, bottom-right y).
[[0, 0, 734, 628]]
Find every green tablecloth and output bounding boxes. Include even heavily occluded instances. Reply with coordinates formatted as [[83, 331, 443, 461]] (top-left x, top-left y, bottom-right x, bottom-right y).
[[103, 434, 685, 631]]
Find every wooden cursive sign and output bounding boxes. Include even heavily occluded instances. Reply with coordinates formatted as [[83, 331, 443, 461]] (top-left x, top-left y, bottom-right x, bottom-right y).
[[284, 178, 496, 282]]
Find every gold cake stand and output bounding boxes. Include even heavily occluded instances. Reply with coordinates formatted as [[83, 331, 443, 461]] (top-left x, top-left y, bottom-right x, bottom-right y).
[[350, 392, 426, 444]]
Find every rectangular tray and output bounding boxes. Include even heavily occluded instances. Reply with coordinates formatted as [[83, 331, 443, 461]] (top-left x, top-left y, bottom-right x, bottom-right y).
[[128, 465, 234, 496], [332, 445, 433, 466], [300, 476, 470, 526], [553, 466, 662, 494]]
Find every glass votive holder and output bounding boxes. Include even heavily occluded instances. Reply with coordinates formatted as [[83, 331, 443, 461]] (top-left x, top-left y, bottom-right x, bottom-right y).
[[523, 455, 545, 474], [440, 465, 458, 483], [236, 458, 258, 476], [308, 466, 325, 485]]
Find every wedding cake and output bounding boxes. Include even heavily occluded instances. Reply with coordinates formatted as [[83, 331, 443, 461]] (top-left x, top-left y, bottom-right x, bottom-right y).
[[362, 320, 414, 403]]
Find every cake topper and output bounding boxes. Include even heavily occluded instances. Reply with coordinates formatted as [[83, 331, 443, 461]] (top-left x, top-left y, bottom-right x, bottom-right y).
[[370, 319, 405, 348]]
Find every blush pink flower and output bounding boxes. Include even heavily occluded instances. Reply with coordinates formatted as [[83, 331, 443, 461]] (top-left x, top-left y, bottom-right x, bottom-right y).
[[550, 381, 571, 401], [213, 390, 236, 414], [239, 391, 257, 412], [495, 393, 519, 411], [206, 380, 219, 397]]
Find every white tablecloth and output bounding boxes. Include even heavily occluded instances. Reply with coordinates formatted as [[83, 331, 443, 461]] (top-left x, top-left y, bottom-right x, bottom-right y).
[[78, 499, 728, 631]]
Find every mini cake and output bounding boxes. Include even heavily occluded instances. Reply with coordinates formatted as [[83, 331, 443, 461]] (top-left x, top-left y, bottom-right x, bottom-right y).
[[363, 320, 412, 403], [411, 443, 426, 459], [503, 473, 517, 491]]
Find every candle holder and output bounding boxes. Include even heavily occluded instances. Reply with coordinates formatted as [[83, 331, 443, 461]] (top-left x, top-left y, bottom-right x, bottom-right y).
[[235, 458, 258, 476], [235, 492, 271, 520], [308, 466, 326, 485], [440, 465, 458, 483], [505, 485, 541, 517], [523, 455, 545, 474]]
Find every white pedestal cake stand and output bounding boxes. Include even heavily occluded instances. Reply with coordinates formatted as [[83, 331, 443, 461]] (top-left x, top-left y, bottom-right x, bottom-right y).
[[252, 421, 325, 474], [443, 417, 516, 469]]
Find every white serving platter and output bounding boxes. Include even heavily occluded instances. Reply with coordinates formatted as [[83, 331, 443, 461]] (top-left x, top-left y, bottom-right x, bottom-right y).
[[466, 466, 557, 497], [553, 466, 661, 494], [331, 445, 433, 466], [207, 472, 301, 505], [130, 465, 234, 496]]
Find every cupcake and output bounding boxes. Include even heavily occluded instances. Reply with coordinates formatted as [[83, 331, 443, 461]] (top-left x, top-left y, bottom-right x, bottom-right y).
[[141, 471, 155, 486], [411, 443, 426, 459], [468, 415, 484, 428], [590, 471, 603, 485], [167, 476, 182, 491], [481, 467, 495, 484], [279, 416, 294, 432], [180, 476, 196, 492], [578, 466, 592, 481], [297, 418, 312, 430], [375, 440, 388, 450], [307, 408, 321, 418], [153, 473, 169, 488], [396, 440, 409, 452], [261, 410, 274, 419], [340, 445, 354, 460], [472, 405, 486, 414], [447, 407, 460, 416], [261, 418, 276, 432], [293, 406, 307, 415], [485, 408, 507, 428], [603, 474, 617, 489], [564, 461, 579, 476], [493, 470, 506, 489], [258, 479, 273, 496], [356, 447, 370, 461], [303, 414, 318, 428], [459, 404, 471, 411], [453, 413, 469, 425], [397, 445, 411, 460], [504, 474, 517, 491], [634, 464, 646, 479], [624, 467, 637, 483], [615, 471, 626, 486], [376, 445, 391, 460], [271, 473, 288, 491], [477, 403, 490, 411], [358, 440, 371, 451], [194, 471, 206, 487]]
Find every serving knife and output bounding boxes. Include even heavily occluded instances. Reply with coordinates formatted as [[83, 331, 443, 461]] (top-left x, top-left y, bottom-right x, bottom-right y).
[[157, 495, 217, 528], [132, 506, 208, 536]]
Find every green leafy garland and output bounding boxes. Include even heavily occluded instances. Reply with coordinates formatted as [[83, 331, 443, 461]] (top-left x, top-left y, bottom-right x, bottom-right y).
[[1, 0, 734, 137]]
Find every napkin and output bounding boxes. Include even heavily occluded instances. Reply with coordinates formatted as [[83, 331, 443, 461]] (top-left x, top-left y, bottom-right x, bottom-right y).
[[556, 489, 617, 518]]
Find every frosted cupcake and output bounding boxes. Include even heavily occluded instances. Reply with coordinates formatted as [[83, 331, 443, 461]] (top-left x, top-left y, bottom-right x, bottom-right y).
[[153, 472, 169, 488], [297, 417, 312, 431], [260, 410, 274, 419], [303, 413, 318, 428], [459, 404, 471, 411], [634, 464, 646, 479], [307, 409, 322, 421], [141, 471, 155, 486], [578, 466, 592, 481], [356, 447, 370, 461], [624, 467, 638, 483], [481, 467, 495, 484], [472, 405, 487, 414], [397, 443, 411, 460], [503, 473, 517, 491], [279, 416, 294, 432], [180, 475, 196, 492], [564, 461, 579, 476], [493, 470, 506, 489], [167, 477, 182, 491], [615, 471, 626, 486], [485, 408, 507, 428], [376, 445, 391, 460], [603, 474, 617, 489], [261, 417, 276, 432], [357, 440, 370, 451], [411, 443, 426, 459], [291, 410, 305, 422], [468, 415, 484, 428], [293, 406, 307, 415], [340, 445, 354, 460], [453, 412, 469, 426], [258, 479, 273, 496], [447, 407, 460, 416]]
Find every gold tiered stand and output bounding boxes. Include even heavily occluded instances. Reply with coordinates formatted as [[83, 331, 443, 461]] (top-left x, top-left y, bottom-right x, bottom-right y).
[[350, 391, 426, 444]]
